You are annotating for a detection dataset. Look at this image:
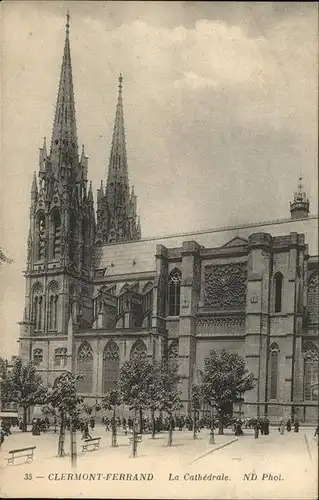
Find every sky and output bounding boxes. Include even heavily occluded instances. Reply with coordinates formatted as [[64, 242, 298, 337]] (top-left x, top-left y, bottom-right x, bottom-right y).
[[0, 1, 318, 358]]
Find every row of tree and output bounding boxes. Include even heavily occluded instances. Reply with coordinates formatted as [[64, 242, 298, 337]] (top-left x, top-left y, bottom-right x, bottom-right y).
[[1, 350, 254, 458]]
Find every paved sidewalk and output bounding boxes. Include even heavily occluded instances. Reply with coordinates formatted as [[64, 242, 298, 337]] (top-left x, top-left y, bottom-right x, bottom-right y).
[[0, 426, 317, 499]]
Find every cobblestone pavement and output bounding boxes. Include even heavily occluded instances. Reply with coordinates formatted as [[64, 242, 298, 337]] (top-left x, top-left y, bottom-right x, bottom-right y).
[[0, 426, 317, 499]]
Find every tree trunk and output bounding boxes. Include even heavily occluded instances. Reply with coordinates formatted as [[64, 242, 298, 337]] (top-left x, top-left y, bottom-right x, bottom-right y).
[[111, 406, 118, 447], [167, 414, 173, 447], [218, 411, 224, 435], [58, 413, 66, 457], [70, 417, 77, 468], [193, 409, 197, 440], [131, 409, 138, 458], [139, 407, 143, 434], [151, 408, 155, 439], [22, 407, 28, 432]]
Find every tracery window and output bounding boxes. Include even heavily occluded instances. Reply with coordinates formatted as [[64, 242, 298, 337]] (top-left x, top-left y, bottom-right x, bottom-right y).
[[52, 210, 61, 259], [168, 340, 178, 359], [54, 348, 67, 367], [32, 284, 43, 331], [307, 271, 319, 324], [33, 348, 43, 366], [48, 282, 59, 331], [69, 213, 77, 264], [274, 272, 283, 313], [168, 269, 182, 316], [130, 339, 147, 360], [303, 343, 318, 401], [77, 342, 93, 393], [269, 343, 279, 400], [38, 213, 46, 260], [102, 341, 120, 393]]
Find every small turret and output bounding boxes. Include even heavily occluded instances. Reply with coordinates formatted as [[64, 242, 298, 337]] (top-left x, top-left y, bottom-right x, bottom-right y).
[[80, 144, 88, 181], [88, 181, 93, 203], [290, 175, 310, 219], [39, 137, 47, 174]]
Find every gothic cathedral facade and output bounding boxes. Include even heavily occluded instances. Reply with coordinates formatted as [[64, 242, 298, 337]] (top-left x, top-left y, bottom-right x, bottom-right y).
[[19, 17, 318, 422]]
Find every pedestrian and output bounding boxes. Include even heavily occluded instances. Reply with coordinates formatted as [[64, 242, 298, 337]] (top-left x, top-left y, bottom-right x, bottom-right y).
[[293, 419, 299, 433], [314, 426, 319, 437], [279, 420, 285, 435], [286, 419, 292, 432], [83, 422, 92, 440], [264, 417, 270, 435], [105, 416, 110, 432], [253, 420, 259, 439], [0, 428, 6, 448]]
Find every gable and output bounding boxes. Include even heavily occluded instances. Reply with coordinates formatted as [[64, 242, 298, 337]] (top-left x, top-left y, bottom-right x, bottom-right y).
[[221, 237, 248, 248]]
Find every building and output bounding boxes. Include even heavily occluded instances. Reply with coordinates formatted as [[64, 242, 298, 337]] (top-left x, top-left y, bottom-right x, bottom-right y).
[[18, 16, 318, 423]]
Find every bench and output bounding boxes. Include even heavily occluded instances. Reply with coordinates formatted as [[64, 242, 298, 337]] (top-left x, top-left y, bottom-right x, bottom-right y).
[[6, 446, 36, 466], [128, 434, 142, 444], [81, 437, 101, 452]]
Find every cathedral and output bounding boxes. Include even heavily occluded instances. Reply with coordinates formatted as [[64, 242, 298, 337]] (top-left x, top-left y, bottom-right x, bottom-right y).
[[19, 16, 318, 423]]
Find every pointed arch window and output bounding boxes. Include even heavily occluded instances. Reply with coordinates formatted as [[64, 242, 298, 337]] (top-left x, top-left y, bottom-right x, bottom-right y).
[[168, 269, 182, 316], [269, 343, 279, 400], [69, 213, 77, 264], [33, 348, 43, 366], [54, 348, 67, 367], [130, 339, 147, 360], [168, 340, 178, 359], [48, 282, 59, 331], [37, 213, 46, 260], [274, 272, 283, 313], [82, 218, 90, 269], [303, 344, 318, 401], [32, 284, 43, 331], [102, 341, 120, 393], [52, 210, 61, 259], [77, 342, 93, 393], [307, 271, 319, 324]]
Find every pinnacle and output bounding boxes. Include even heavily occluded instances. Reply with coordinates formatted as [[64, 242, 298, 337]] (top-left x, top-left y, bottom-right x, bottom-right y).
[[31, 171, 38, 193]]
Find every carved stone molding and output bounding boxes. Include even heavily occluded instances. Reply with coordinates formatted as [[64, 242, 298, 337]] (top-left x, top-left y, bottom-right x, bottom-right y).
[[196, 315, 245, 335]]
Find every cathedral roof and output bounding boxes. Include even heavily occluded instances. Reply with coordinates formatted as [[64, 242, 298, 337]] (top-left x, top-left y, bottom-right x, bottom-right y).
[[95, 214, 319, 275]]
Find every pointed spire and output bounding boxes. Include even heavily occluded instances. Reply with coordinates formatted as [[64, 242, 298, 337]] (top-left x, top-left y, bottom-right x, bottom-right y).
[[39, 137, 48, 173], [81, 144, 85, 161], [31, 172, 38, 194], [99, 76, 141, 243], [290, 174, 310, 219], [106, 73, 129, 210], [88, 181, 93, 202], [50, 12, 78, 175], [43, 136, 47, 156]]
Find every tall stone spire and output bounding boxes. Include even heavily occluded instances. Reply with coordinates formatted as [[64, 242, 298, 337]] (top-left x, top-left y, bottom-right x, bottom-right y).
[[290, 175, 310, 219], [50, 11, 78, 176], [96, 74, 141, 244], [105, 73, 130, 214]]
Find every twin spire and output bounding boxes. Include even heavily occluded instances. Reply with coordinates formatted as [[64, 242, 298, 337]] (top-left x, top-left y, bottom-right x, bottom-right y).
[[47, 13, 141, 242]]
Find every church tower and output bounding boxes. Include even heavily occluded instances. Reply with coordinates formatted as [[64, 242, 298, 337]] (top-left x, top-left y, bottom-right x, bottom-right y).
[[96, 75, 141, 244], [290, 175, 310, 219], [20, 14, 95, 348]]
